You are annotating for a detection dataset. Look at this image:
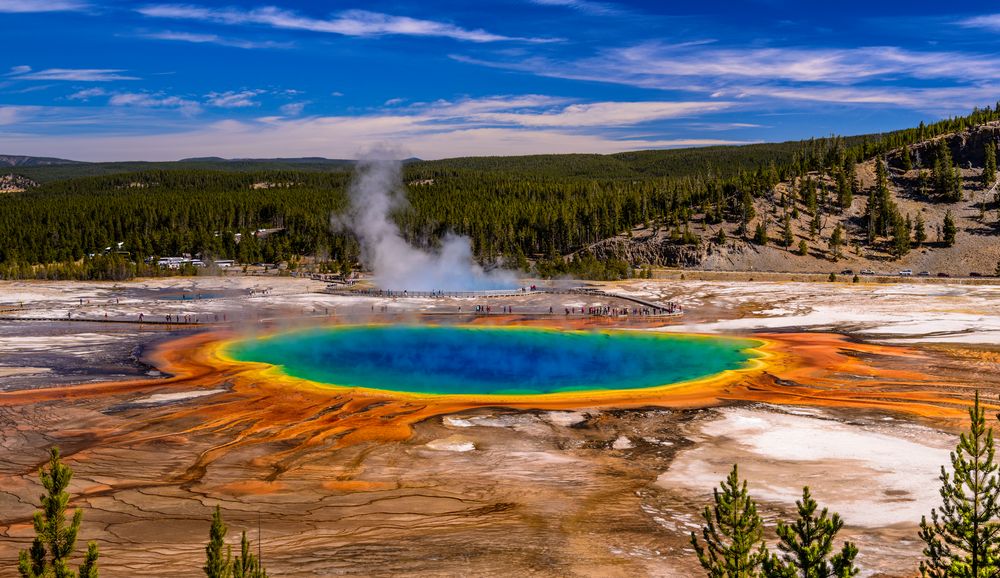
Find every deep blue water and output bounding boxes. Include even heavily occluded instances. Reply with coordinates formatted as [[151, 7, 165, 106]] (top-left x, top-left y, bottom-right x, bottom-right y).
[[225, 325, 761, 395]]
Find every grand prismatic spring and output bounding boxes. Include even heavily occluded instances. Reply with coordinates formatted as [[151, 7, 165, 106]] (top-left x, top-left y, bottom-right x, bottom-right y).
[[223, 325, 763, 396]]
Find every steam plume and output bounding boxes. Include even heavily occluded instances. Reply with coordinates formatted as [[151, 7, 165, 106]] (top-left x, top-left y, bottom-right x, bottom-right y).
[[335, 154, 517, 291]]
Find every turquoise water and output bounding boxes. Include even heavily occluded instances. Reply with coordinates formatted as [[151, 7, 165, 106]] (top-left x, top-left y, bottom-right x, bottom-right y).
[[225, 325, 761, 396]]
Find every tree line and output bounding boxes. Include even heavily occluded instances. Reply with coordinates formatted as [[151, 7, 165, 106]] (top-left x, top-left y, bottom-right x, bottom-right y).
[[3, 104, 1000, 280]]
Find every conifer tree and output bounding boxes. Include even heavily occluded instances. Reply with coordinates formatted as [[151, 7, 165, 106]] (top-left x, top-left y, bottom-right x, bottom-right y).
[[891, 215, 911, 259], [943, 211, 957, 247], [754, 220, 768, 246], [762, 487, 859, 578], [836, 170, 852, 211], [984, 142, 997, 190], [902, 146, 913, 172], [915, 213, 927, 246], [797, 240, 808, 256], [690, 465, 768, 577], [18, 447, 100, 578], [934, 140, 955, 196], [232, 531, 268, 578], [828, 224, 843, 261], [919, 392, 1000, 577], [205, 506, 232, 578], [782, 215, 794, 248], [948, 165, 964, 203]]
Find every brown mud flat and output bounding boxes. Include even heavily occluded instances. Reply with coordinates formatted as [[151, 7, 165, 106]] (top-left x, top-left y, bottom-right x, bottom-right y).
[[0, 319, 991, 576]]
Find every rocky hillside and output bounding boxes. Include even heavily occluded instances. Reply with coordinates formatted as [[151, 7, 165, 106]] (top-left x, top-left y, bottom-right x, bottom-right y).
[[0, 174, 37, 193], [588, 122, 1000, 276]]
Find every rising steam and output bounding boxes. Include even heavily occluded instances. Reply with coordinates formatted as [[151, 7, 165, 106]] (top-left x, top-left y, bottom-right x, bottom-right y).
[[334, 154, 517, 291]]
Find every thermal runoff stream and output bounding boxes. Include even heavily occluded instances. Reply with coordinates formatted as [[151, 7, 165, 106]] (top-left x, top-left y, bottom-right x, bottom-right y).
[[223, 325, 763, 396]]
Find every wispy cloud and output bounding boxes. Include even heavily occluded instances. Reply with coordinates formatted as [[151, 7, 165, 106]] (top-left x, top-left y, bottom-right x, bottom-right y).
[[0, 106, 27, 125], [454, 42, 1000, 113], [0, 94, 749, 160], [139, 30, 291, 49], [109, 91, 201, 113], [136, 4, 552, 43], [0, 0, 87, 13], [279, 101, 307, 116], [468, 100, 734, 127], [205, 89, 264, 108], [958, 14, 1000, 32], [67, 87, 107, 101], [8, 66, 139, 82], [528, 0, 621, 16]]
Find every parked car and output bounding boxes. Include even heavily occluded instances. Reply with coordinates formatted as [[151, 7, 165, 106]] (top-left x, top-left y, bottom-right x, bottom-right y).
[[899, 269, 913, 276], [840, 269, 854, 275], [918, 271, 931, 276], [860, 269, 876, 275], [937, 272, 951, 278]]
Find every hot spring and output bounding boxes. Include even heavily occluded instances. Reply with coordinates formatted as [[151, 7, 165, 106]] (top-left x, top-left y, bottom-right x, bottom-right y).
[[223, 325, 763, 396]]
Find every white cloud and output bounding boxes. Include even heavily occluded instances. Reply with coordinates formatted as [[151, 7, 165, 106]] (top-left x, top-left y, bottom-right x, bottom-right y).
[[528, 0, 621, 15], [958, 14, 1000, 31], [279, 102, 307, 116], [204, 89, 264, 108], [0, 0, 87, 12], [470, 100, 734, 127], [0, 116, 748, 161], [67, 87, 107, 101], [140, 30, 291, 49], [475, 43, 1000, 87], [0, 106, 26, 125], [8, 67, 139, 81], [136, 4, 551, 43], [454, 42, 1000, 113], [0, 95, 750, 160], [109, 92, 201, 113], [384, 97, 406, 106]]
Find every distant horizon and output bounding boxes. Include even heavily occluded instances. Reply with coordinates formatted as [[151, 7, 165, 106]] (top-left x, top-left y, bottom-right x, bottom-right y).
[[3, 1, 1000, 160]]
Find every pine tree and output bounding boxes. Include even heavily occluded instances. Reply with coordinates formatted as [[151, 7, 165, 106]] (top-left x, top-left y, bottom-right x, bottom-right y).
[[919, 392, 1000, 577], [836, 170, 852, 211], [763, 487, 859, 578], [943, 211, 957, 247], [915, 213, 927, 246], [948, 165, 964, 203], [690, 465, 768, 577], [232, 531, 268, 578], [891, 214, 911, 259], [828, 224, 843, 261], [797, 240, 808, 256], [984, 142, 997, 190], [902, 146, 913, 172], [18, 447, 100, 578], [205, 506, 232, 578], [754, 220, 769, 246], [79, 543, 99, 578], [934, 140, 955, 197], [782, 215, 794, 248]]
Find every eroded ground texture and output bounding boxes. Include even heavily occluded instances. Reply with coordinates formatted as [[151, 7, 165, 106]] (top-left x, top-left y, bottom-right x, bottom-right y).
[[1, 276, 998, 577]]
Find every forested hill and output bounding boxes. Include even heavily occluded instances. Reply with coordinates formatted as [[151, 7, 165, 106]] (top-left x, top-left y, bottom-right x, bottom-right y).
[[3, 104, 1000, 280], [8, 156, 356, 183]]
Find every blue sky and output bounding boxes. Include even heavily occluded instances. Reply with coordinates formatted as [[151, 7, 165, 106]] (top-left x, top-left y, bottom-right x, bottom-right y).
[[3, 0, 1000, 160]]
